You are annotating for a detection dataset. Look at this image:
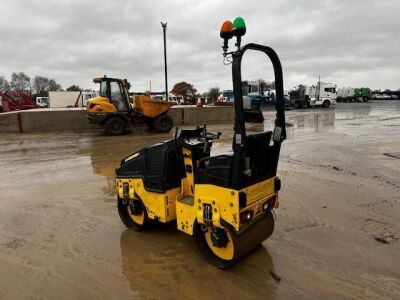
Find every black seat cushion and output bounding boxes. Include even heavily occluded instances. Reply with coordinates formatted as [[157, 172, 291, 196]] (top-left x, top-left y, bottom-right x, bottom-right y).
[[196, 155, 233, 188]]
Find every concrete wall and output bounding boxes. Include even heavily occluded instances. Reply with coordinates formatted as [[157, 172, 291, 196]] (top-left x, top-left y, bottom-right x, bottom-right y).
[[21, 108, 97, 132], [0, 111, 20, 132], [0, 105, 234, 133], [49, 91, 80, 108], [170, 105, 235, 125]]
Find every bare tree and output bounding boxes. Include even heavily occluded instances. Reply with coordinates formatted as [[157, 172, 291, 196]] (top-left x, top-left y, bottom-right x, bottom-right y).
[[10, 72, 31, 92], [33, 76, 50, 94], [0, 76, 11, 91], [258, 79, 267, 92], [48, 79, 62, 91], [66, 85, 81, 91], [258, 79, 275, 91], [267, 81, 275, 90]]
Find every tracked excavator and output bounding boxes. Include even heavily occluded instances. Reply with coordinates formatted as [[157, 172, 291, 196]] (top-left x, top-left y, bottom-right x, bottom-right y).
[[115, 17, 286, 267]]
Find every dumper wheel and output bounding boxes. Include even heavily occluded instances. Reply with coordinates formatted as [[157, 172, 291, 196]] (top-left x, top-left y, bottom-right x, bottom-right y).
[[194, 212, 275, 268], [153, 114, 173, 132], [117, 198, 147, 231], [105, 117, 127, 135], [146, 120, 154, 130]]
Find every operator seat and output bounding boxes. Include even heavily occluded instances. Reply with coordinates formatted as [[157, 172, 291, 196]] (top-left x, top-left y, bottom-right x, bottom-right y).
[[196, 130, 273, 189], [244, 131, 273, 184]]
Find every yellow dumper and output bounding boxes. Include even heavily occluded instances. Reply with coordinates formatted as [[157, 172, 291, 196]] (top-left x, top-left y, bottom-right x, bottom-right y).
[[86, 76, 174, 135]]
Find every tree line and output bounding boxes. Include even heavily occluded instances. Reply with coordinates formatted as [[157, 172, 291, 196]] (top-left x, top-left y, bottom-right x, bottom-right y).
[[0, 72, 81, 96], [170, 82, 220, 102], [171, 78, 275, 102], [1, 73, 275, 100]]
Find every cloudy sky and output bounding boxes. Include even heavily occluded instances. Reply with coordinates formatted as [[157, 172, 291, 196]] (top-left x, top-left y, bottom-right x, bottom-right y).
[[0, 0, 399, 93]]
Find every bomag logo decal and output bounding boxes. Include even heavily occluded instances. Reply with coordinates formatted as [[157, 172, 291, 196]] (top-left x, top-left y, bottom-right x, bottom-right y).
[[246, 180, 273, 204]]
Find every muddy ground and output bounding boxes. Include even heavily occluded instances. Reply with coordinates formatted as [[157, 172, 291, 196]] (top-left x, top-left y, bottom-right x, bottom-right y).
[[0, 101, 399, 299]]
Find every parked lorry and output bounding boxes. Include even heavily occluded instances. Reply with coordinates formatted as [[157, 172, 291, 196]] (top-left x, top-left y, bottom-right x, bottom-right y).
[[217, 90, 235, 103], [337, 87, 371, 102], [217, 90, 251, 107], [216, 89, 263, 122], [73, 91, 97, 107], [49, 91, 96, 108], [290, 84, 310, 108], [291, 82, 337, 108], [241, 80, 266, 109], [263, 90, 276, 105]]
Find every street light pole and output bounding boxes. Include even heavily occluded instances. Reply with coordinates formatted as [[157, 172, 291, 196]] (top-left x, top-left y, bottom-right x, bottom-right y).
[[161, 22, 168, 101]]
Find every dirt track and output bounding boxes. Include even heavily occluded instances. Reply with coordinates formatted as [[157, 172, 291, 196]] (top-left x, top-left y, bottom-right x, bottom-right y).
[[0, 101, 399, 299]]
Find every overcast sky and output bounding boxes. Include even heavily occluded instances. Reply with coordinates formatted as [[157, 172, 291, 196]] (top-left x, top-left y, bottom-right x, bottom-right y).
[[1, 0, 399, 93]]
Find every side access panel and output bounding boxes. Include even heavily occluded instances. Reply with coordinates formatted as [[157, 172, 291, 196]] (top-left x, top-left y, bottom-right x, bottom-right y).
[[195, 184, 240, 231], [116, 178, 180, 222], [176, 194, 197, 235]]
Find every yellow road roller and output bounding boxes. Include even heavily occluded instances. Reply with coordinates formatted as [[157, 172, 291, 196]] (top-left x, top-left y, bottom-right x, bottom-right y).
[[86, 76, 174, 135], [115, 17, 286, 268]]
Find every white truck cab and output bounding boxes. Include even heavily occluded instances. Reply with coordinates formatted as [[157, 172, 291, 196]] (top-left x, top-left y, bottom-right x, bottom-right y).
[[36, 97, 49, 108], [309, 82, 337, 108], [78, 91, 97, 107]]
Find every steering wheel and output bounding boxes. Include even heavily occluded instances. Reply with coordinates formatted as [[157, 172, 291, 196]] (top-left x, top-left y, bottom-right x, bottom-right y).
[[200, 131, 220, 140]]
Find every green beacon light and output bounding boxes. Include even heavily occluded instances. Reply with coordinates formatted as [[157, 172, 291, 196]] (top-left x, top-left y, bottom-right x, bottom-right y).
[[232, 17, 246, 37]]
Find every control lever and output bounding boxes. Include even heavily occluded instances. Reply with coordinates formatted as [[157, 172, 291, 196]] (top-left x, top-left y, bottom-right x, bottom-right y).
[[174, 127, 179, 146], [203, 140, 209, 153], [175, 127, 179, 140], [243, 157, 252, 176]]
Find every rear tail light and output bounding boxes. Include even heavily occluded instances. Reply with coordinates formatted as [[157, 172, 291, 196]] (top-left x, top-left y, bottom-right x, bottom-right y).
[[263, 195, 277, 211], [240, 210, 253, 223]]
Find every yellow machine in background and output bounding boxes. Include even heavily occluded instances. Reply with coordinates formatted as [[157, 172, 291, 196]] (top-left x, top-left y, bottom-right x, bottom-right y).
[[114, 17, 287, 267], [86, 76, 174, 135]]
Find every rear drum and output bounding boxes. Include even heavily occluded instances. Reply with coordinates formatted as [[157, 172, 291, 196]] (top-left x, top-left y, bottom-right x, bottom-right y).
[[118, 198, 148, 231], [194, 212, 275, 268]]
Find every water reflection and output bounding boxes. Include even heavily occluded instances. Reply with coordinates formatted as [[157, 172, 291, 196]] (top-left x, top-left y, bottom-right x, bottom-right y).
[[120, 227, 278, 299], [79, 108, 338, 192], [285, 110, 335, 135], [258, 109, 336, 138], [79, 109, 337, 189], [78, 132, 173, 198], [335, 104, 372, 121]]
